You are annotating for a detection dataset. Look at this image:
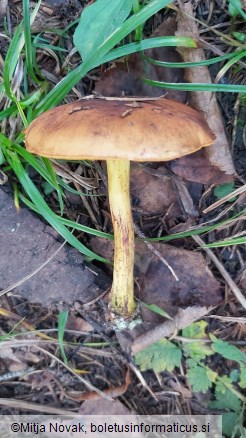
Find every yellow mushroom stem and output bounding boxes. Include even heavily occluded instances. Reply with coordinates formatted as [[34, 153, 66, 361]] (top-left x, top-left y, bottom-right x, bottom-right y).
[[106, 159, 136, 316]]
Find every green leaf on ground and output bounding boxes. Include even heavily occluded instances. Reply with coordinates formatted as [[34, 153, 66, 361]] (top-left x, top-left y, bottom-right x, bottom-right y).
[[187, 365, 217, 392], [215, 375, 235, 393], [183, 341, 213, 362], [230, 368, 240, 382], [222, 412, 241, 438], [211, 387, 242, 412], [228, 0, 246, 18], [141, 302, 173, 320], [214, 182, 235, 201], [182, 321, 212, 361], [209, 387, 244, 436], [183, 320, 208, 339], [58, 311, 69, 365], [74, 0, 132, 61], [239, 363, 246, 389], [210, 334, 246, 364], [135, 339, 182, 372]]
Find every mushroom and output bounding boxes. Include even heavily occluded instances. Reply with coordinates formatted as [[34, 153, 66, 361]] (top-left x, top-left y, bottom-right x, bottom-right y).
[[25, 97, 215, 317]]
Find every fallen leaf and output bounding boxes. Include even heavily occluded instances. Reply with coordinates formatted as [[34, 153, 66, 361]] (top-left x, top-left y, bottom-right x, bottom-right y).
[[175, 2, 235, 176], [170, 149, 234, 185], [68, 368, 131, 401], [79, 398, 133, 415], [137, 242, 222, 324], [135, 339, 182, 372], [0, 347, 26, 373], [238, 269, 246, 291], [90, 237, 114, 263], [130, 165, 182, 220], [66, 315, 93, 332], [95, 17, 188, 102], [21, 351, 40, 364]]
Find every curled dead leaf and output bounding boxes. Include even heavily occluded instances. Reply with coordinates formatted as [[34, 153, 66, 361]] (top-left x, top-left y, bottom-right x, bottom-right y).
[[175, 2, 235, 176], [67, 368, 131, 402]]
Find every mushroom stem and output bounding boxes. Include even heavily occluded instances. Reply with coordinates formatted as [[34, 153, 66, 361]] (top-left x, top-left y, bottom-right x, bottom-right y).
[[106, 159, 136, 316]]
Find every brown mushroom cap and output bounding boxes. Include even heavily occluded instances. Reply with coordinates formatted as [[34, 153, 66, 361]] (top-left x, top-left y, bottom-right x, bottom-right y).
[[25, 98, 215, 161]]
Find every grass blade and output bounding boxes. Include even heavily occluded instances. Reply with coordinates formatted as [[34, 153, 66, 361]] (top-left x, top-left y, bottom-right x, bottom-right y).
[[143, 50, 245, 68], [102, 36, 196, 63], [143, 78, 246, 93], [58, 311, 69, 365], [19, 193, 113, 239], [23, 0, 41, 84], [5, 149, 109, 263]]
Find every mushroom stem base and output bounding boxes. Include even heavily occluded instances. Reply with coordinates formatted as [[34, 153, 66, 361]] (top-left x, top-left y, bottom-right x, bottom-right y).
[[107, 159, 136, 316]]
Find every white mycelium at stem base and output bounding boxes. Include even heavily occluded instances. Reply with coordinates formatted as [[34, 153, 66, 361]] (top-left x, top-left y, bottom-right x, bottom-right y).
[[106, 159, 136, 316]]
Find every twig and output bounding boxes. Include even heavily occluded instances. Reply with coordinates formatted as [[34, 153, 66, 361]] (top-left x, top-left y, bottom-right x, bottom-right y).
[[0, 367, 35, 383], [0, 398, 77, 415], [74, 181, 101, 231], [134, 224, 179, 281], [206, 315, 246, 323], [129, 362, 158, 401], [81, 94, 166, 101], [131, 306, 213, 354], [34, 345, 113, 400], [203, 185, 246, 214], [192, 235, 246, 310], [51, 160, 96, 189]]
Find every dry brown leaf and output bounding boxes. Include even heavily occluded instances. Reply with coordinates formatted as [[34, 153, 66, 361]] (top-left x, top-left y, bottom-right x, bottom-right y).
[[68, 368, 131, 402], [170, 149, 234, 185], [79, 398, 133, 415], [136, 242, 222, 324], [21, 351, 41, 364], [175, 2, 235, 176], [0, 347, 26, 373], [66, 315, 93, 332], [95, 17, 187, 102], [130, 166, 182, 219], [239, 269, 246, 291]]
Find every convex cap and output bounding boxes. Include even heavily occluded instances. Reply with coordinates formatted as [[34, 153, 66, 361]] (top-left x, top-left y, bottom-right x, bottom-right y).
[[25, 98, 216, 161]]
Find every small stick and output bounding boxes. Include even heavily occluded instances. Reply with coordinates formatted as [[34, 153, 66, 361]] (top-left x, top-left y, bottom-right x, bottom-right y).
[[192, 235, 246, 310], [203, 185, 246, 214], [80, 94, 166, 102], [134, 224, 179, 281], [132, 306, 213, 354]]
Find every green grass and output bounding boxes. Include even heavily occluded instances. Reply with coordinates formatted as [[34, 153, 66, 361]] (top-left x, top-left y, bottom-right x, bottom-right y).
[[0, 0, 246, 261]]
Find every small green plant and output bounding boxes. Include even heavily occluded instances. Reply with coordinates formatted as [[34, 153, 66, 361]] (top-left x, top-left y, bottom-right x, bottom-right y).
[[134, 320, 246, 437], [214, 182, 235, 201], [227, 0, 246, 19], [58, 310, 69, 365]]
